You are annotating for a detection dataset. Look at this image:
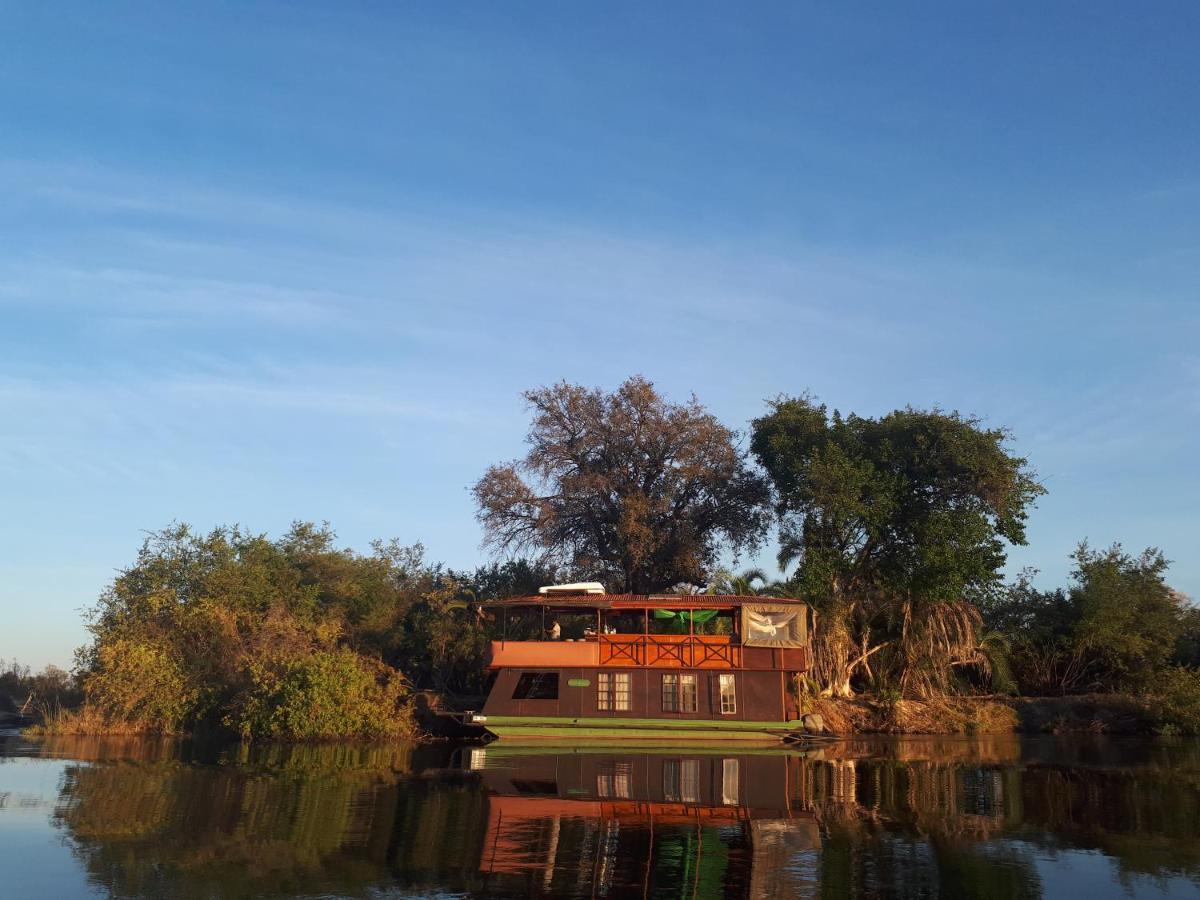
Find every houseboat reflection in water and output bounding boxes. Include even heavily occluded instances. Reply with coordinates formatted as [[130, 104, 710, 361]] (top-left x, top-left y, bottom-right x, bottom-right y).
[[10, 734, 1200, 898], [468, 746, 823, 897]]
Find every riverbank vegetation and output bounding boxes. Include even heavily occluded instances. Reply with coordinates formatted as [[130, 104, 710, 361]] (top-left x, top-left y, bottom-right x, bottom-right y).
[[19, 376, 1200, 739], [0, 659, 80, 728], [25, 524, 558, 739]]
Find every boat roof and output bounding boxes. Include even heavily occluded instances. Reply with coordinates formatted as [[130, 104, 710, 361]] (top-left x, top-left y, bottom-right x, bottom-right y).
[[479, 593, 807, 611]]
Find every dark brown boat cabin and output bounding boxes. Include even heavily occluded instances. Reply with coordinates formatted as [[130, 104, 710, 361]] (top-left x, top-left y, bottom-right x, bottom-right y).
[[472, 587, 813, 741]]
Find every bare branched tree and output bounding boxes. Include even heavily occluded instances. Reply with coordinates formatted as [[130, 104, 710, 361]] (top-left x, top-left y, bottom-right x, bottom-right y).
[[473, 377, 770, 593]]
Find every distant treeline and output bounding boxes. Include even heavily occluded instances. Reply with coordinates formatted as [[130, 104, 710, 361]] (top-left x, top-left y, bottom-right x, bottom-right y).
[[24, 376, 1200, 738]]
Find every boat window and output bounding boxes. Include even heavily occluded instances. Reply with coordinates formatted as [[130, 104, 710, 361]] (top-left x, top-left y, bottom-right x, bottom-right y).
[[663, 758, 700, 803], [661, 673, 698, 713], [512, 672, 559, 700], [721, 758, 739, 805], [596, 761, 632, 799], [597, 671, 631, 711], [718, 673, 737, 714]]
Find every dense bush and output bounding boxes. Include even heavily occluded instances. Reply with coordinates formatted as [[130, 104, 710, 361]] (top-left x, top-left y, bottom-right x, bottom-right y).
[[229, 649, 411, 740], [981, 544, 1195, 697], [86, 639, 197, 731], [52, 523, 552, 739], [1152, 667, 1200, 735]]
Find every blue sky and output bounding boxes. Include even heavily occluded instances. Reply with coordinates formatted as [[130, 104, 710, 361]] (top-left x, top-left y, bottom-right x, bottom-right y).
[[2, 2, 1197, 669]]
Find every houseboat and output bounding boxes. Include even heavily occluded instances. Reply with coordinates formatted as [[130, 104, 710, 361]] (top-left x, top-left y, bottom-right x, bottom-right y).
[[466, 746, 820, 895], [470, 584, 814, 743]]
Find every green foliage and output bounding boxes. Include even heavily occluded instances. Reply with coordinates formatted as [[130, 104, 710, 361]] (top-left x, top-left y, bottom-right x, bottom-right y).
[[751, 395, 1043, 696], [394, 581, 491, 695], [42, 380, 1197, 728], [975, 631, 1017, 695], [1152, 667, 1200, 736], [983, 545, 1195, 696], [87, 638, 198, 731], [1070, 543, 1182, 691], [752, 396, 1043, 606], [62, 522, 512, 738], [453, 559, 565, 603], [1178, 604, 1200, 668], [229, 649, 411, 740]]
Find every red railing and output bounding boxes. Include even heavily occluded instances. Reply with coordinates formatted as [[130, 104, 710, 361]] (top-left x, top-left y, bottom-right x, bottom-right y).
[[489, 637, 805, 671], [597, 634, 741, 669]]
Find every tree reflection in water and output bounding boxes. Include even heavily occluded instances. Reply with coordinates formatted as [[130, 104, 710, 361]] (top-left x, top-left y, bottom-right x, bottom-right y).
[[33, 734, 1200, 899]]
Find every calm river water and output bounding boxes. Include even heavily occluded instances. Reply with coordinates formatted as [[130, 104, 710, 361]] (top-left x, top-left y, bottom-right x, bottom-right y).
[[1, 731, 1198, 899]]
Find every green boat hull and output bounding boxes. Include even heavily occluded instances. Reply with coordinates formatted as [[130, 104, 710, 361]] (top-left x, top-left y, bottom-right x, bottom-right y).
[[479, 715, 807, 743]]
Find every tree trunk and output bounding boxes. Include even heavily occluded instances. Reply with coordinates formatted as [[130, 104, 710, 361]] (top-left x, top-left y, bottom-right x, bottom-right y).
[[817, 575, 856, 697]]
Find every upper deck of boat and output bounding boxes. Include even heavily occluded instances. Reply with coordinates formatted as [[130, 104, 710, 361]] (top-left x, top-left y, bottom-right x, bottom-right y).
[[481, 593, 811, 671]]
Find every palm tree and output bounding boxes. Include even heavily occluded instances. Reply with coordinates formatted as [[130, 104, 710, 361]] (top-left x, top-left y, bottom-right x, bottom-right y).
[[707, 567, 769, 596]]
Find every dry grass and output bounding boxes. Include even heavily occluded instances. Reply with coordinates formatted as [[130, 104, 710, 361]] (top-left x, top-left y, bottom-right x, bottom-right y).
[[812, 695, 1158, 735], [24, 704, 172, 737], [814, 696, 1016, 735]]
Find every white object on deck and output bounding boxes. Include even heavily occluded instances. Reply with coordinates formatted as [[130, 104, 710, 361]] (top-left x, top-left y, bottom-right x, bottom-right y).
[[538, 582, 606, 595]]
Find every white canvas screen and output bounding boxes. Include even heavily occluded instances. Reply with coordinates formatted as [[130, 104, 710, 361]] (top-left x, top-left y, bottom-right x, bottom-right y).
[[741, 603, 807, 648]]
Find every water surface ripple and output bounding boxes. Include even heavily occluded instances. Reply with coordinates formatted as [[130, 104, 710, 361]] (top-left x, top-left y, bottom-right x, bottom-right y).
[[1, 732, 1198, 898]]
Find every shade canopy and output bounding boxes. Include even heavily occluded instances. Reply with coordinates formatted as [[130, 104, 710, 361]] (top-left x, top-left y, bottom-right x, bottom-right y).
[[741, 604, 808, 648], [650, 608, 719, 633]]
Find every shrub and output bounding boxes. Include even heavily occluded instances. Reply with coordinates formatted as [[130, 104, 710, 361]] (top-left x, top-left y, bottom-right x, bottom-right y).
[[85, 639, 198, 733], [1152, 667, 1200, 736], [228, 649, 414, 740]]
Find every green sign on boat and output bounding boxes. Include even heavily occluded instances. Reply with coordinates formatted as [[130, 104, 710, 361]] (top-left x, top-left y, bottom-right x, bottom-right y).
[[567, 678, 591, 688]]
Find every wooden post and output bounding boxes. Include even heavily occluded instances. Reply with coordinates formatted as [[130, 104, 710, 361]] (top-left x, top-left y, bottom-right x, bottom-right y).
[[733, 606, 740, 670], [688, 605, 695, 668], [643, 607, 650, 667]]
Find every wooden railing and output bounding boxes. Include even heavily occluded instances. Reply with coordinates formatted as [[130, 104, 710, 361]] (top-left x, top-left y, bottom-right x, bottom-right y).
[[489, 636, 806, 670], [597, 634, 741, 669]]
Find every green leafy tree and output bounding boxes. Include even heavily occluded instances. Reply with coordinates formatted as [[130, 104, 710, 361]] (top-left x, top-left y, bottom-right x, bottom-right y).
[[751, 395, 1043, 696], [983, 547, 1196, 699], [473, 376, 770, 592], [395, 579, 491, 695], [978, 571, 1084, 694], [64, 522, 428, 737], [1069, 543, 1184, 692], [1177, 599, 1200, 669], [452, 559, 567, 601]]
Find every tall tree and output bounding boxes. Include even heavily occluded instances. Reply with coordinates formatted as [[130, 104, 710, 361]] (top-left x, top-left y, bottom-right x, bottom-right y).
[[982, 546, 1193, 695], [473, 377, 769, 593], [1068, 542, 1184, 691], [752, 395, 1044, 696]]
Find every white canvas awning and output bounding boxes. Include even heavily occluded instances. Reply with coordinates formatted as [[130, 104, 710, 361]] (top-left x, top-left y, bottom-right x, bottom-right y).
[[741, 603, 808, 648]]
